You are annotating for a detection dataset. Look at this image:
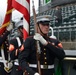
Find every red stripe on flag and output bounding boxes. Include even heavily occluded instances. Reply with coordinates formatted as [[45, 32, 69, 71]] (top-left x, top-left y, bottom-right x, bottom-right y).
[[26, 0, 30, 4], [12, 0, 30, 23], [12, 0, 30, 40], [0, 0, 13, 35]]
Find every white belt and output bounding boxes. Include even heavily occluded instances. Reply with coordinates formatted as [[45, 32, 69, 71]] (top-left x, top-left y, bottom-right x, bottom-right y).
[[29, 64, 54, 69], [0, 57, 7, 63], [14, 62, 19, 65], [0, 59, 7, 63], [0, 57, 3, 60], [1, 48, 7, 67], [14, 59, 19, 65]]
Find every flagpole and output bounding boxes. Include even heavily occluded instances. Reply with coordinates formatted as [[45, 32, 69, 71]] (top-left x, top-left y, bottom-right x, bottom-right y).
[[32, 0, 37, 33], [32, 0, 41, 75]]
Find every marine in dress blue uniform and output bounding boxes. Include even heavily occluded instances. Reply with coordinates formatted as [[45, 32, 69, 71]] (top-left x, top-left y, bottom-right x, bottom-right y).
[[0, 23, 13, 75], [18, 15, 65, 75], [9, 20, 24, 75]]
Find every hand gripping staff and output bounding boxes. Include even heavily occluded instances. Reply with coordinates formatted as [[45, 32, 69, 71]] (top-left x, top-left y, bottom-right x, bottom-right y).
[[32, 0, 41, 75]]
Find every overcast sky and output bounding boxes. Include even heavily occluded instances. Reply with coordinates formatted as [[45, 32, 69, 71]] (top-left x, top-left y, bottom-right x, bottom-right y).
[[0, 0, 38, 23]]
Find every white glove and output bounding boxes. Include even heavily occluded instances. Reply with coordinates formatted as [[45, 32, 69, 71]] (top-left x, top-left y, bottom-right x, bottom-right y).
[[34, 72, 40, 75], [34, 33, 48, 45], [6, 23, 13, 31], [8, 62, 13, 69], [4, 62, 13, 73]]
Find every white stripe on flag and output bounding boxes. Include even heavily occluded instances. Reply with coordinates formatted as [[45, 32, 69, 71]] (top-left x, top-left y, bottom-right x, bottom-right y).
[[23, 18, 29, 34], [13, 0, 30, 40], [16, 0, 29, 12]]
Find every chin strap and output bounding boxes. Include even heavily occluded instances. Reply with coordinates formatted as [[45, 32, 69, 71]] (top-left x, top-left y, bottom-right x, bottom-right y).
[[38, 25, 47, 36]]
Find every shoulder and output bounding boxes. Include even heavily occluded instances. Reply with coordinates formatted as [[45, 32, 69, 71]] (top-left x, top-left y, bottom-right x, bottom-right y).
[[25, 36, 34, 41], [49, 37, 61, 44], [10, 38, 16, 41], [25, 36, 35, 43], [10, 38, 17, 45], [49, 37, 58, 41], [49, 37, 63, 48]]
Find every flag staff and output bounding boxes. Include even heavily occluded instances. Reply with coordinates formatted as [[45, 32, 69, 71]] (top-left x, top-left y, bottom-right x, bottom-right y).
[[32, 0, 41, 75]]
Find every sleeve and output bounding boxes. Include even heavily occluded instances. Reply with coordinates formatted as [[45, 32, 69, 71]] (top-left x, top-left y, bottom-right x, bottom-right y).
[[46, 40, 65, 60], [18, 38, 35, 75], [0, 30, 10, 46], [9, 39, 18, 60]]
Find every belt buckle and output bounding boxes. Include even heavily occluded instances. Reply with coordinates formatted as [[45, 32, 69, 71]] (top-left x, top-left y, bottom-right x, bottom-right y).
[[43, 65, 48, 69]]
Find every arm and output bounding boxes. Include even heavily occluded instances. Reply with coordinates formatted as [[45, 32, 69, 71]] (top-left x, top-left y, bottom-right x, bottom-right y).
[[9, 39, 18, 60], [46, 40, 65, 60], [33, 33, 65, 60], [18, 38, 36, 75], [0, 23, 13, 46], [0, 30, 10, 46]]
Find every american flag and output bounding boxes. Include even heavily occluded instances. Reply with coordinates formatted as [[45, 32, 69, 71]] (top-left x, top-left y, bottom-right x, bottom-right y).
[[0, 0, 13, 35], [12, 0, 30, 40]]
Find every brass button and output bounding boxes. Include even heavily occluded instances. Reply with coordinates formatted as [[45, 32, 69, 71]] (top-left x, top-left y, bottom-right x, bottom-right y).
[[44, 48, 46, 50], [44, 62, 47, 64], [25, 70, 27, 72], [16, 69, 18, 71], [28, 73, 29, 74], [6, 44, 8, 46], [7, 47, 9, 49], [5, 41, 7, 43], [44, 57, 47, 60], [44, 53, 46, 55]]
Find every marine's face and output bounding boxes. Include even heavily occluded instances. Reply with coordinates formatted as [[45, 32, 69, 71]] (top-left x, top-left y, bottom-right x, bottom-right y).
[[17, 28, 23, 36], [38, 23, 49, 35]]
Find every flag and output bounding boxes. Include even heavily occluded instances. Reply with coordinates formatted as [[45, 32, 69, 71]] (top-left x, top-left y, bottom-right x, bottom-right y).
[[55, 61, 63, 75], [45, 0, 51, 3], [0, 0, 13, 35], [12, 0, 30, 40]]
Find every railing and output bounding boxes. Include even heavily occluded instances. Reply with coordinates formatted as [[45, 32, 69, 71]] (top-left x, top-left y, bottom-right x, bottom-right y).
[[62, 42, 76, 50]]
